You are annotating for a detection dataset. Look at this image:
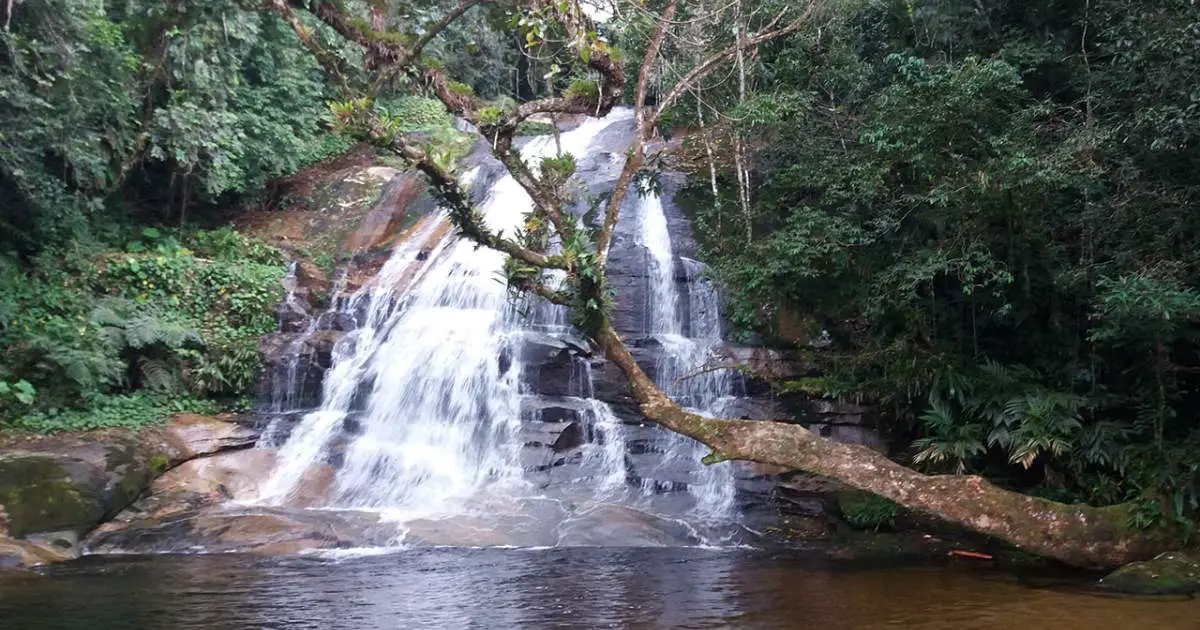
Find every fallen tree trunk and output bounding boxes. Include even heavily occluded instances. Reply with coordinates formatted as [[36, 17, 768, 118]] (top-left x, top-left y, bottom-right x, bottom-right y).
[[595, 323, 1184, 569]]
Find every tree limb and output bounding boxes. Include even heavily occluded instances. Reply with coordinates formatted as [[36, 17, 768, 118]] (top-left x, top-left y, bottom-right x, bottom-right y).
[[651, 5, 815, 126], [592, 321, 1178, 569]]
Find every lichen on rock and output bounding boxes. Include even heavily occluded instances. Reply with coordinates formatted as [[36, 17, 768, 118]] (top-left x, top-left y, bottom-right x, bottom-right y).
[[1100, 551, 1200, 595]]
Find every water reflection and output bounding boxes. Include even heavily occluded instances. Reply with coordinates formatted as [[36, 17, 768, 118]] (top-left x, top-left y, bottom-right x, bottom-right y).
[[1, 549, 1195, 629]]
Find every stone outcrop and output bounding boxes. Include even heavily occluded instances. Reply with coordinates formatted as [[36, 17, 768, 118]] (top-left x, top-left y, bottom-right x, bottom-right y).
[[0, 414, 257, 569], [86, 505, 383, 556], [1100, 551, 1200, 594]]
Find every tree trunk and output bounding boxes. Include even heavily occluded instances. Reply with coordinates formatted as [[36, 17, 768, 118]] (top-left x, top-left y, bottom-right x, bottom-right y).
[[593, 322, 1183, 569]]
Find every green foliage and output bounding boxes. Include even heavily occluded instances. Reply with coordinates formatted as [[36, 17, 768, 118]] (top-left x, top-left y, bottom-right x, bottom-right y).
[[678, 0, 1200, 520], [376, 96, 453, 132], [1, 0, 349, 256], [516, 121, 556, 136], [539, 153, 577, 187], [563, 78, 600, 103], [477, 106, 506, 125], [1, 227, 284, 431], [838, 492, 900, 532], [8, 393, 222, 433], [447, 81, 476, 99]]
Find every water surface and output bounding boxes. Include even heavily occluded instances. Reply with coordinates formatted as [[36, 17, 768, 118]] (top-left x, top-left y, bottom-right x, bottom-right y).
[[2, 549, 1193, 629]]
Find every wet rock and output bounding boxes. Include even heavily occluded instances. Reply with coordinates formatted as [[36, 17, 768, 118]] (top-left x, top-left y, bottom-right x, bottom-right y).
[[520, 421, 585, 452], [526, 353, 588, 398], [714, 397, 791, 421], [520, 397, 588, 424], [0, 438, 162, 540], [625, 452, 696, 492], [1101, 552, 1200, 595], [585, 359, 640, 414], [259, 331, 347, 408], [0, 415, 259, 567], [295, 261, 329, 306], [93, 446, 336, 536], [343, 170, 439, 254], [713, 344, 808, 382], [86, 505, 380, 556], [276, 299, 311, 333], [316, 310, 358, 332], [556, 505, 700, 546], [162, 413, 258, 460], [260, 330, 345, 369], [0, 535, 73, 569], [520, 446, 567, 472], [513, 331, 592, 365], [806, 399, 873, 426], [618, 424, 669, 455]]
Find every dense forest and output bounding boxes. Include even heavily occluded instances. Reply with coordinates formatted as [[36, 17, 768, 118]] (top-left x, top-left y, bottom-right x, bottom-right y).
[[2, 0, 1198, 555], [675, 0, 1200, 532]]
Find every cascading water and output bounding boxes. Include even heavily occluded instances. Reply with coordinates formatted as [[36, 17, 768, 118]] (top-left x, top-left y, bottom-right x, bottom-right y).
[[634, 193, 739, 520], [254, 108, 747, 547], [256, 113, 650, 532]]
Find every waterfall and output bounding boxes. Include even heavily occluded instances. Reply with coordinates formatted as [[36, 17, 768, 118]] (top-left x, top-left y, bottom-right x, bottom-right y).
[[257, 114, 637, 520], [254, 108, 745, 546], [633, 193, 738, 521]]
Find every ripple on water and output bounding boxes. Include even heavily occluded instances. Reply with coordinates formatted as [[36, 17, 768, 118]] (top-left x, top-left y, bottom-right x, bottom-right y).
[[2, 548, 1197, 630]]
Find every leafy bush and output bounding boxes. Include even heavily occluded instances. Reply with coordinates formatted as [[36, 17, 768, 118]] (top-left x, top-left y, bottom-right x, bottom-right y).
[[1, 227, 284, 431], [838, 492, 900, 532], [9, 393, 222, 433], [563, 79, 599, 103], [516, 121, 556, 136], [377, 96, 453, 132]]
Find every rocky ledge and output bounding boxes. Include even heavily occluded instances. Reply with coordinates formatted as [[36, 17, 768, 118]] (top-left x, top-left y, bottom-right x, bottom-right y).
[[0, 414, 257, 570], [1099, 551, 1200, 595]]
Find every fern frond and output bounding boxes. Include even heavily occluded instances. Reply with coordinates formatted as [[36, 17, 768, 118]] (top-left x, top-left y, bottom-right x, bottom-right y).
[[138, 356, 180, 392]]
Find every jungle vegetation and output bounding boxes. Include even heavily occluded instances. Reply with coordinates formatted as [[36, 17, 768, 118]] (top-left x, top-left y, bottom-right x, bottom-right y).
[[2, 0, 1198, 565]]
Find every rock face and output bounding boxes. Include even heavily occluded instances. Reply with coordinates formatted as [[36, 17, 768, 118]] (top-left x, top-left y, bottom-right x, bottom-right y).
[[1100, 551, 1200, 594], [0, 414, 257, 568], [86, 505, 383, 556]]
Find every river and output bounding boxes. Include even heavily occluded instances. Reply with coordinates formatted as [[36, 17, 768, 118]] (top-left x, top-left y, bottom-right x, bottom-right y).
[[2, 548, 1195, 629]]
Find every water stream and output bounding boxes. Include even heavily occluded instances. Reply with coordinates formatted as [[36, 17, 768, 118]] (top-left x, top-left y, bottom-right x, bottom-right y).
[[634, 192, 738, 520], [252, 110, 743, 546]]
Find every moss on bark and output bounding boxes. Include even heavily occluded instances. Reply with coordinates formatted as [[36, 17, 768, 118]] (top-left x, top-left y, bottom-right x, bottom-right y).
[[593, 320, 1190, 569]]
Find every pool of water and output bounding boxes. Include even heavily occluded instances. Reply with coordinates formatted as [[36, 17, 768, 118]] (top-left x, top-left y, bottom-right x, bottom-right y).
[[1, 548, 1194, 629]]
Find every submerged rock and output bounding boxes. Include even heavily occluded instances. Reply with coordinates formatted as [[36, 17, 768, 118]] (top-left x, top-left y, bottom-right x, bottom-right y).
[[1100, 551, 1200, 594], [555, 505, 700, 546]]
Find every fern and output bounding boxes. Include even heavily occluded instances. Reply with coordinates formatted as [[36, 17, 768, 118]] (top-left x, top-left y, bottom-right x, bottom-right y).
[[137, 356, 180, 392]]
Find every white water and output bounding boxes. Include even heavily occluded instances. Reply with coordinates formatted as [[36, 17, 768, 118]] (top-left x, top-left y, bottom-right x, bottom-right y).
[[255, 109, 746, 546], [633, 193, 738, 520], [257, 114, 638, 521]]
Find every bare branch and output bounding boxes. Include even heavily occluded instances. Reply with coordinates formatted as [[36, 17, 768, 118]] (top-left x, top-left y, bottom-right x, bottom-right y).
[[411, 0, 489, 59], [595, 0, 678, 264], [651, 4, 815, 126]]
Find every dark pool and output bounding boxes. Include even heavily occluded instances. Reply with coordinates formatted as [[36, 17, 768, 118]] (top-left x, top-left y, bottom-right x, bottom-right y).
[[1, 548, 1194, 629]]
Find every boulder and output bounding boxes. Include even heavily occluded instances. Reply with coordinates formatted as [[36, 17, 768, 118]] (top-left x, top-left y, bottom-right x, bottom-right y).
[[555, 505, 699, 546], [0, 437, 163, 540], [0, 414, 258, 567], [1100, 551, 1200, 595], [85, 505, 381, 556], [161, 413, 258, 460], [0, 535, 73, 570], [520, 421, 585, 452], [294, 260, 330, 305], [342, 170, 438, 254]]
